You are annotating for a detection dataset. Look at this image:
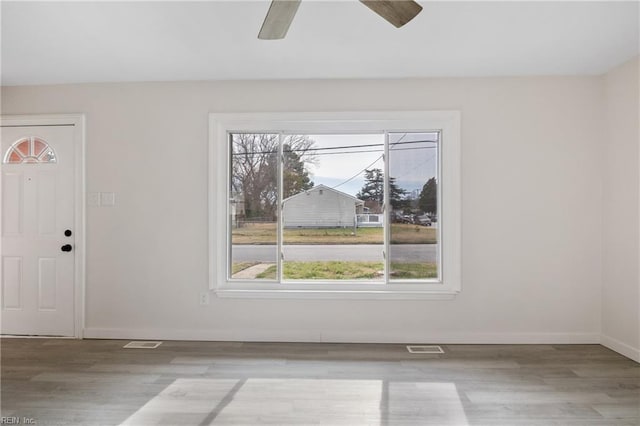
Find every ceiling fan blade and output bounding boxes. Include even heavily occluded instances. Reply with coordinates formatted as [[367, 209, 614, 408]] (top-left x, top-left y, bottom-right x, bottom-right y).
[[258, 0, 301, 40], [359, 0, 423, 28]]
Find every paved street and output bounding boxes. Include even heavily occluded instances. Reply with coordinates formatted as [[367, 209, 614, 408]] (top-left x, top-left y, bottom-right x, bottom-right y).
[[232, 244, 437, 263]]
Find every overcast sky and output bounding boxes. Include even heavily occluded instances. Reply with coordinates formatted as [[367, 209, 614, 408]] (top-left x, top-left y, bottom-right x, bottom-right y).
[[305, 133, 438, 198]]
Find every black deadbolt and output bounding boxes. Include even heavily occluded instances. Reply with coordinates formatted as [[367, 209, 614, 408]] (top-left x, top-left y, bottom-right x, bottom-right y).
[[61, 244, 73, 252], [64, 229, 72, 237]]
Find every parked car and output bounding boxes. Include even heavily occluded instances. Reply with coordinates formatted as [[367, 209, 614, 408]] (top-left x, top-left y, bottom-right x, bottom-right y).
[[392, 212, 414, 224], [403, 214, 416, 224], [417, 215, 432, 226]]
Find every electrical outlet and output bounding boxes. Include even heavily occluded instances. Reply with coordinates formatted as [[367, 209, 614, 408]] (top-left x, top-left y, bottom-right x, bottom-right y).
[[199, 292, 210, 305]]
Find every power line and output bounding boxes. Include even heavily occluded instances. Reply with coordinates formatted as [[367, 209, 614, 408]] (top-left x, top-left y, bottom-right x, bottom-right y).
[[231, 139, 437, 156], [329, 141, 438, 190], [393, 150, 437, 180], [312, 146, 436, 156], [390, 133, 408, 148], [331, 155, 383, 190], [231, 136, 438, 191]]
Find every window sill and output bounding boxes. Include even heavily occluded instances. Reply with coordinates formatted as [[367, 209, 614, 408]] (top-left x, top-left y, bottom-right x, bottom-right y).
[[214, 288, 459, 300]]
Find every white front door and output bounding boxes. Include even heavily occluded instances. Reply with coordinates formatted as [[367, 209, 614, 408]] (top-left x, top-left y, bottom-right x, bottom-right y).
[[1, 119, 79, 336]]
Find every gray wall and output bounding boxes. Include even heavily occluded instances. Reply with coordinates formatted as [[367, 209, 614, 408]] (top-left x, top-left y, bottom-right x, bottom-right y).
[[602, 57, 640, 361], [2, 74, 608, 344]]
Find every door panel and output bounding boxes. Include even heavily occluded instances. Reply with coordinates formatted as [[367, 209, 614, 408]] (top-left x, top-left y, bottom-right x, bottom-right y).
[[2, 172, 23, 235], [2, 257, 22, 309], [37, 172, 57, 235], [38, 257, 57, 310], [1, 124, 76, 336]]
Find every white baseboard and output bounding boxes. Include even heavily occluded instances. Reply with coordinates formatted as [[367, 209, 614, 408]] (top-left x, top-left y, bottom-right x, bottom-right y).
[[321, 331, 600, 344], [600, 334, 640, 362], [84, 328, 320, 342], [83, 327, 600, 345]]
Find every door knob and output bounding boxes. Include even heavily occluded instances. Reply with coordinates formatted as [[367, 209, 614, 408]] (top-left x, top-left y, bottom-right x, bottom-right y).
[[64, 229, 72, 237], [61, 244, 73, 252]]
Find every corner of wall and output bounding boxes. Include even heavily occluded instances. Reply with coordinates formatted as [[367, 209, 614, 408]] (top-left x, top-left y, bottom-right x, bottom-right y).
[[601, 334, 640, 363], [601, 55, 640, 363]]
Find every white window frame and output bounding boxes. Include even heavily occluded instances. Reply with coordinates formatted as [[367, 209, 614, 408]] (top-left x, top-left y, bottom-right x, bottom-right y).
[[209, 111, 461, 299]]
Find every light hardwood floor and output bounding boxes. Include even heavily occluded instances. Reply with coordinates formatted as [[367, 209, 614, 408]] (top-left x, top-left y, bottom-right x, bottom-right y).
[[1, 339, 638, 425]]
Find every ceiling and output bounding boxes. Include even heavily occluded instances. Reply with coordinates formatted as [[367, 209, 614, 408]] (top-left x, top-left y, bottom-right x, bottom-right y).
[[1, 1, 638, 86]]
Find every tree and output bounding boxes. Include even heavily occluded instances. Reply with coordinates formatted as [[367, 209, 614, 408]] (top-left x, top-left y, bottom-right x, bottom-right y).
[[231, 134, 315, 220], [356, 168, 407, 210], [282, 144, 314, 198], [356, 169, 384, 204], [419, 177, 437, 214]]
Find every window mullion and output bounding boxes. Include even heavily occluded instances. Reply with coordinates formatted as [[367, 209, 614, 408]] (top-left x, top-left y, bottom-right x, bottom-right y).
[[436, 130, 443, 282], [277, 132, 284, 283], [383, 131, 390, 284], [226, 132, 232, 281]]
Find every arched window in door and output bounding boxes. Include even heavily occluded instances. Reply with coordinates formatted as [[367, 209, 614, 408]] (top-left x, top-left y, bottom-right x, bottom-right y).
[[3, 137, 57, 164]]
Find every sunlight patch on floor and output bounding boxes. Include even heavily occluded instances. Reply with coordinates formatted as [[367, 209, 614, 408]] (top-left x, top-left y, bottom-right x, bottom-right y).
[[120, 378, 469, 425]]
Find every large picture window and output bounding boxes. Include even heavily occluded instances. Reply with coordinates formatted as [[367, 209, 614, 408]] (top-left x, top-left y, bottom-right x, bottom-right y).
[[210, 112, 460, 298]]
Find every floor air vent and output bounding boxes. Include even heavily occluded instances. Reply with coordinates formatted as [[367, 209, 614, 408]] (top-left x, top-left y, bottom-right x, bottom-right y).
[[123, 341, 163, 349], [406, 345, 444, 354]]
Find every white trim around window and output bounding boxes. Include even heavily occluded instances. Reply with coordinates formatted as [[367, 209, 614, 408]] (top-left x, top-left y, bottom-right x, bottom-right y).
[[209, 111, 461, 299]]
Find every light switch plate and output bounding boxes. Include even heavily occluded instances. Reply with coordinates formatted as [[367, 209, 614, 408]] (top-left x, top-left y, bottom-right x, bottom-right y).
[[87, 192, 100, 207], [100, 192, 116, 206]]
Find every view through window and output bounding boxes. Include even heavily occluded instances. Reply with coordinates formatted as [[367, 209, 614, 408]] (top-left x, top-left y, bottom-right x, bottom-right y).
[[229, 132, 439, 283]]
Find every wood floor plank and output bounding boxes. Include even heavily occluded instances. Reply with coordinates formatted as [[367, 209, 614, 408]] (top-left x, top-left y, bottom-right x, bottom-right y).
[[464, 390, 617, 404], [591, 403, 640, 419], [87, 363, 208, 375], [1, 338, 638, 425]]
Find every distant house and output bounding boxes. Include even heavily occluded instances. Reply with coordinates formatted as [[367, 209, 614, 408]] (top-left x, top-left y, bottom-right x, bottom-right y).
[[364, 200, 383, 214], [283, 185, 364, 228], [229, 192, 245, 228]]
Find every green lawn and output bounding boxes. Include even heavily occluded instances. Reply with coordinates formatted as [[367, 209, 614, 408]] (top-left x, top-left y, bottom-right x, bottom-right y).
[[232, 223, 436, 245], [390, 262, 438, 279], [389, 224, 437, 245], [255, 261, 437, 280]]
